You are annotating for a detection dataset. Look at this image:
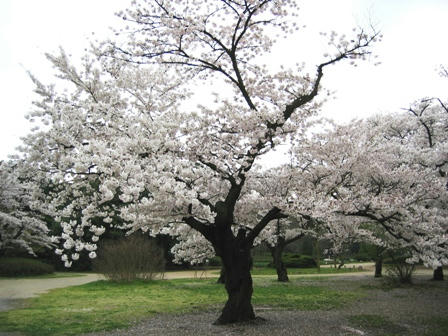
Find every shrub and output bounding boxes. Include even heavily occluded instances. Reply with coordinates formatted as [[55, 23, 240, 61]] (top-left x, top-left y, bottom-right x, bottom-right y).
[[0, 257, 54, 276], [384, 250, 415, 284], [268, 254, 317, 268], [93, 234, 165, 282], [208, 256, 222, 267]]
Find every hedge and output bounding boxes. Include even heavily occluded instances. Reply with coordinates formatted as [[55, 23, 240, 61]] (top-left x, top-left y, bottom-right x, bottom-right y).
[[0, 257, 55, 277]]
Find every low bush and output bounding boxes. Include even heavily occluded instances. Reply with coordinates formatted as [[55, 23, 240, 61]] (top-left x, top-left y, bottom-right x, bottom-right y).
[[93, 234, 165, 282], [208, 256, 222, 266], [384, 250, 415, 284], [268, 254, 317, 268], [0, 257, 54, 277]]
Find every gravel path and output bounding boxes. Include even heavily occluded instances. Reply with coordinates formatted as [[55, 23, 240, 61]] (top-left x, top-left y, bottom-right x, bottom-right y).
[[0, 274, 103, 312], [0, 274, 103, 300]]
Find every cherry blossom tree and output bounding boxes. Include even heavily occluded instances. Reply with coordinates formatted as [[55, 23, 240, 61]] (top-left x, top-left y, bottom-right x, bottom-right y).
[[239, 164, 303, 281], [398, 94, 448, 280], [22, 50, 184, 268], [0, 161, 52, 257], [263, 218, 303, 281], [260, 161, 380, 278], [286, 116, 447, 274], [21, 0, 379, 324]]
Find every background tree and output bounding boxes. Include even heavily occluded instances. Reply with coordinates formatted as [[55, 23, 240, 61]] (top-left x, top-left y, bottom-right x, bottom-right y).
[[249, 165, 306, 282], [354, 226, 389, 277], [263, 218, 304, 282], [286, 116, 447, 272], [0, 161, 53, 257], [400, 94, 448, 280]]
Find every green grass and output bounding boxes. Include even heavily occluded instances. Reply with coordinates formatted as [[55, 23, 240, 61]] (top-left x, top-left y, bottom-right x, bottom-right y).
[[0, 277, 361, 336], [348, 314, 407, 335], [250, 266, 365, 276], [424, 317, 448, 336], [0, 272, 88, 280], [252, 254, 272, 267], [349, 314, 389, 328], [252, 277, 360, 310]]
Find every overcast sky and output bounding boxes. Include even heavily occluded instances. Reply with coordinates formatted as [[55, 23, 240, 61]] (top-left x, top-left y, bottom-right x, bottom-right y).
[[0, 0, 447, 160]]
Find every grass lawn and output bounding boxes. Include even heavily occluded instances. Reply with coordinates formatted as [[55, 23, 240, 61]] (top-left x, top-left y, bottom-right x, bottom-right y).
[[346, 313, 448, 336], [425, 317, 448, 336], [0, 277, 361, 336], [348, 314, 408, 335], [250, 266, 366, 276], [2, 267, 445, 336]]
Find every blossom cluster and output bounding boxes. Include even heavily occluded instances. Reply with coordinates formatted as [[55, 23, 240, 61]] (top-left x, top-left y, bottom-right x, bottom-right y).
[[0, 161, 53, 256]]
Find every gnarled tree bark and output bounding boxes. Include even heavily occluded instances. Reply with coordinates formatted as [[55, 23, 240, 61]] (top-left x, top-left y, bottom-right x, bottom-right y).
[[217, 265, 226, 284], [211, 208, 256, 324], [184, 202, 286, 324], [214, 240, 255, 324]]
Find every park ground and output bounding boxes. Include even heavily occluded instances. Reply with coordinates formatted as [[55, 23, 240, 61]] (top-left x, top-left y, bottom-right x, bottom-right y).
[[0, 265, 447, 336]]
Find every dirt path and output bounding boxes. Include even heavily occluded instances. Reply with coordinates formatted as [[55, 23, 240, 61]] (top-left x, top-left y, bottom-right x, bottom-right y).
[[0, 274, 103, 300], [0, 274, 103, 312]]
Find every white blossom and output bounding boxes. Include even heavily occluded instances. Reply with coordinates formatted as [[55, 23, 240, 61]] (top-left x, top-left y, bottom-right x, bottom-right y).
[[19, 0, 382, 269]]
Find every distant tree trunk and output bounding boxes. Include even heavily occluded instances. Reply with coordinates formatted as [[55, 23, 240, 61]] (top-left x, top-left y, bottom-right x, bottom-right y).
[[374, 246, 387, 278], [268, 237, 289, 282], [374, 257, 383, 278], [313, 239, 321, 271], [217, 266, 226, 284], [433, 266, 444, 281]]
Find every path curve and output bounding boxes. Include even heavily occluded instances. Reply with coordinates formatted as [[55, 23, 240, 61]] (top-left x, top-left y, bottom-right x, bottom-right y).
[[0, 274, 103, 312], [0, 274, 103, 300]]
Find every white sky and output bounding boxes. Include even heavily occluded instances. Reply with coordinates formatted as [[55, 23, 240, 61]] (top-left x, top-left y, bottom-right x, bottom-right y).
[[0, 0, 447, 160]]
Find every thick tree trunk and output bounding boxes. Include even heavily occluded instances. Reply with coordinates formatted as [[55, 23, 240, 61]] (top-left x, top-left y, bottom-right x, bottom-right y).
[[214, 245, 255, 324], [374, 257, 383, 278], [217, 266, 226, 284], [269, 242, 289, 282], [184, 202, 286, 325], [433, 266, 444, 281]]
